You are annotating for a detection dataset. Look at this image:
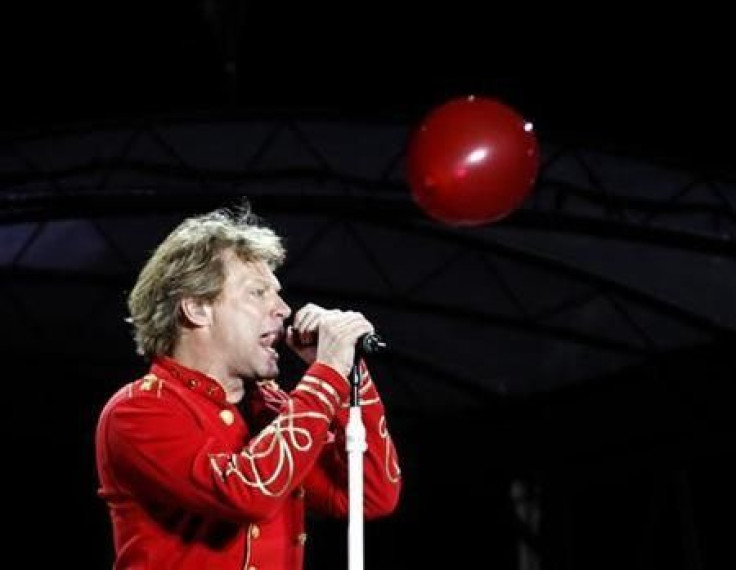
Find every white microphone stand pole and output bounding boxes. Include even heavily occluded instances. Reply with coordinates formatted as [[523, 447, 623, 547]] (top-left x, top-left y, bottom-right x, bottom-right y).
[[346, 352, 366, 570]]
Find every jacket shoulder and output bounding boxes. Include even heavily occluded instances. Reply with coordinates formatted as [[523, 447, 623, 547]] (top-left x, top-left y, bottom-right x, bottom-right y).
[[101, 372, 179, 414]]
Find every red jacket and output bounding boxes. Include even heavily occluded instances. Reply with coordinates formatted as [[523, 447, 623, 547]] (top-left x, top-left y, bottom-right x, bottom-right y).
[[96, 356, 401, 569]]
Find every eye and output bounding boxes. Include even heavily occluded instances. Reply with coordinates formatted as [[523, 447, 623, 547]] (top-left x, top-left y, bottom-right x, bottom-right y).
[[252, 287, 267, 298]]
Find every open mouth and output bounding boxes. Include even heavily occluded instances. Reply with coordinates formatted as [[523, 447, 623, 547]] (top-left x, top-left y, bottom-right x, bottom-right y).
[[259, 329, 284, 357]]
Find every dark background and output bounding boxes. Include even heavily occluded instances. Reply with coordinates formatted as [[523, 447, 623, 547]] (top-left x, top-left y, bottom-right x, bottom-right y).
[[4, 3, 736, 176], [3, 3, 734, 569]]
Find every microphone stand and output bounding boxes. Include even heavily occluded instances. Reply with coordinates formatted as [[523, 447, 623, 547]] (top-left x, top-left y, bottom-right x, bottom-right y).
[[346, 334, 385, 570], [346, 350, 366, 570]]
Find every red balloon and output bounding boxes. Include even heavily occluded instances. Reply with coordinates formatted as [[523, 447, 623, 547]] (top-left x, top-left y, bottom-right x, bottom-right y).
[[406, 95, 540, 226]]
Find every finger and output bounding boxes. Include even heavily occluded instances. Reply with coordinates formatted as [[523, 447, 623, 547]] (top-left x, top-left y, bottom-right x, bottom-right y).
[[298, 309, 323, 334], [286, 325, 314, 348], [293, 303, 322, 333], [297, 313, 323, 347], [328, 314, 374, 342], [291, 305, 309, 332]]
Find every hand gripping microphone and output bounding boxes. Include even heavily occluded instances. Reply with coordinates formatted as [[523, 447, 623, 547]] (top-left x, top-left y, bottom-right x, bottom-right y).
[[287, 319, 388, 356]]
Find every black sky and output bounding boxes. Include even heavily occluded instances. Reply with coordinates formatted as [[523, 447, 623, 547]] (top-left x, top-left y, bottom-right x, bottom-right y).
[[3, 2, 734, 176]]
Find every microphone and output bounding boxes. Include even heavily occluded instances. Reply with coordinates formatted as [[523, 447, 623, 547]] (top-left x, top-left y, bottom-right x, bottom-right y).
[[289, 325, 388, 355], [357, 333, 388, 356], [352, 333, 386, 395]]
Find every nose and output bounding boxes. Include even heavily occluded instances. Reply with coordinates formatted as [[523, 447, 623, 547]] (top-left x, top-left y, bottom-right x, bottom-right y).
[[275, 293, 291, 320]]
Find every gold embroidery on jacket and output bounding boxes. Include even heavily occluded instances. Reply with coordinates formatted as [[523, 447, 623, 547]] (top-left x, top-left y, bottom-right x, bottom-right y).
[[379, 415, 401, 483], [210, 399, 331, 497], [302, 375, 341, 402], [138, 374, 164, 397], [244, 522, 253, 569], [340, 379, 379, 408], [293, 384, 336, 415]]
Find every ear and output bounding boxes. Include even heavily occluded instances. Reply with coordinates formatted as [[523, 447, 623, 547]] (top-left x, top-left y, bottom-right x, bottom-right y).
[[180, 296, 213, 327]]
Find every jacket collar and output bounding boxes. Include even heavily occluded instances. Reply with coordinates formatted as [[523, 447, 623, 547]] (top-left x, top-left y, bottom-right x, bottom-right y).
[[151, 355, 228, 405]]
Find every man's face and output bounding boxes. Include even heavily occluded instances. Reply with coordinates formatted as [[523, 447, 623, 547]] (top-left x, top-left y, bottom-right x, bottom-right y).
[[210, 253, 291, 381]]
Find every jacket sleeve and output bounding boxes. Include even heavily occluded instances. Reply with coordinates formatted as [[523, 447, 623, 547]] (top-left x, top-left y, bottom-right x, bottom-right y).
[[302, 361, 402, 519], [100, 362, 350, 523]]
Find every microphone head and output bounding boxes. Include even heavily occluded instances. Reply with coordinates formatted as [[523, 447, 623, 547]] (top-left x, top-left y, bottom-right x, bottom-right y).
[[360, 333, 388, 355]]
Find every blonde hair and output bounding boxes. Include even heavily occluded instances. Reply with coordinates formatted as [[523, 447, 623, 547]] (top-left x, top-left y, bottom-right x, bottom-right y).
[[127, 203, 285, 358]]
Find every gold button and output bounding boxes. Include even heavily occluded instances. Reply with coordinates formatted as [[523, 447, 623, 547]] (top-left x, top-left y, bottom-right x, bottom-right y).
[[296, 532, 308, 546], [219, 409, 234, 425], [250, 524, 260, 539], [294, 486, 305, 499], [187, 379, 199, 389]]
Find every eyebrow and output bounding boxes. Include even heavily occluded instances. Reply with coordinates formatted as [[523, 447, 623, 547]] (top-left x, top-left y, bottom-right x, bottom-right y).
[[247, 276, 281, 292]]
